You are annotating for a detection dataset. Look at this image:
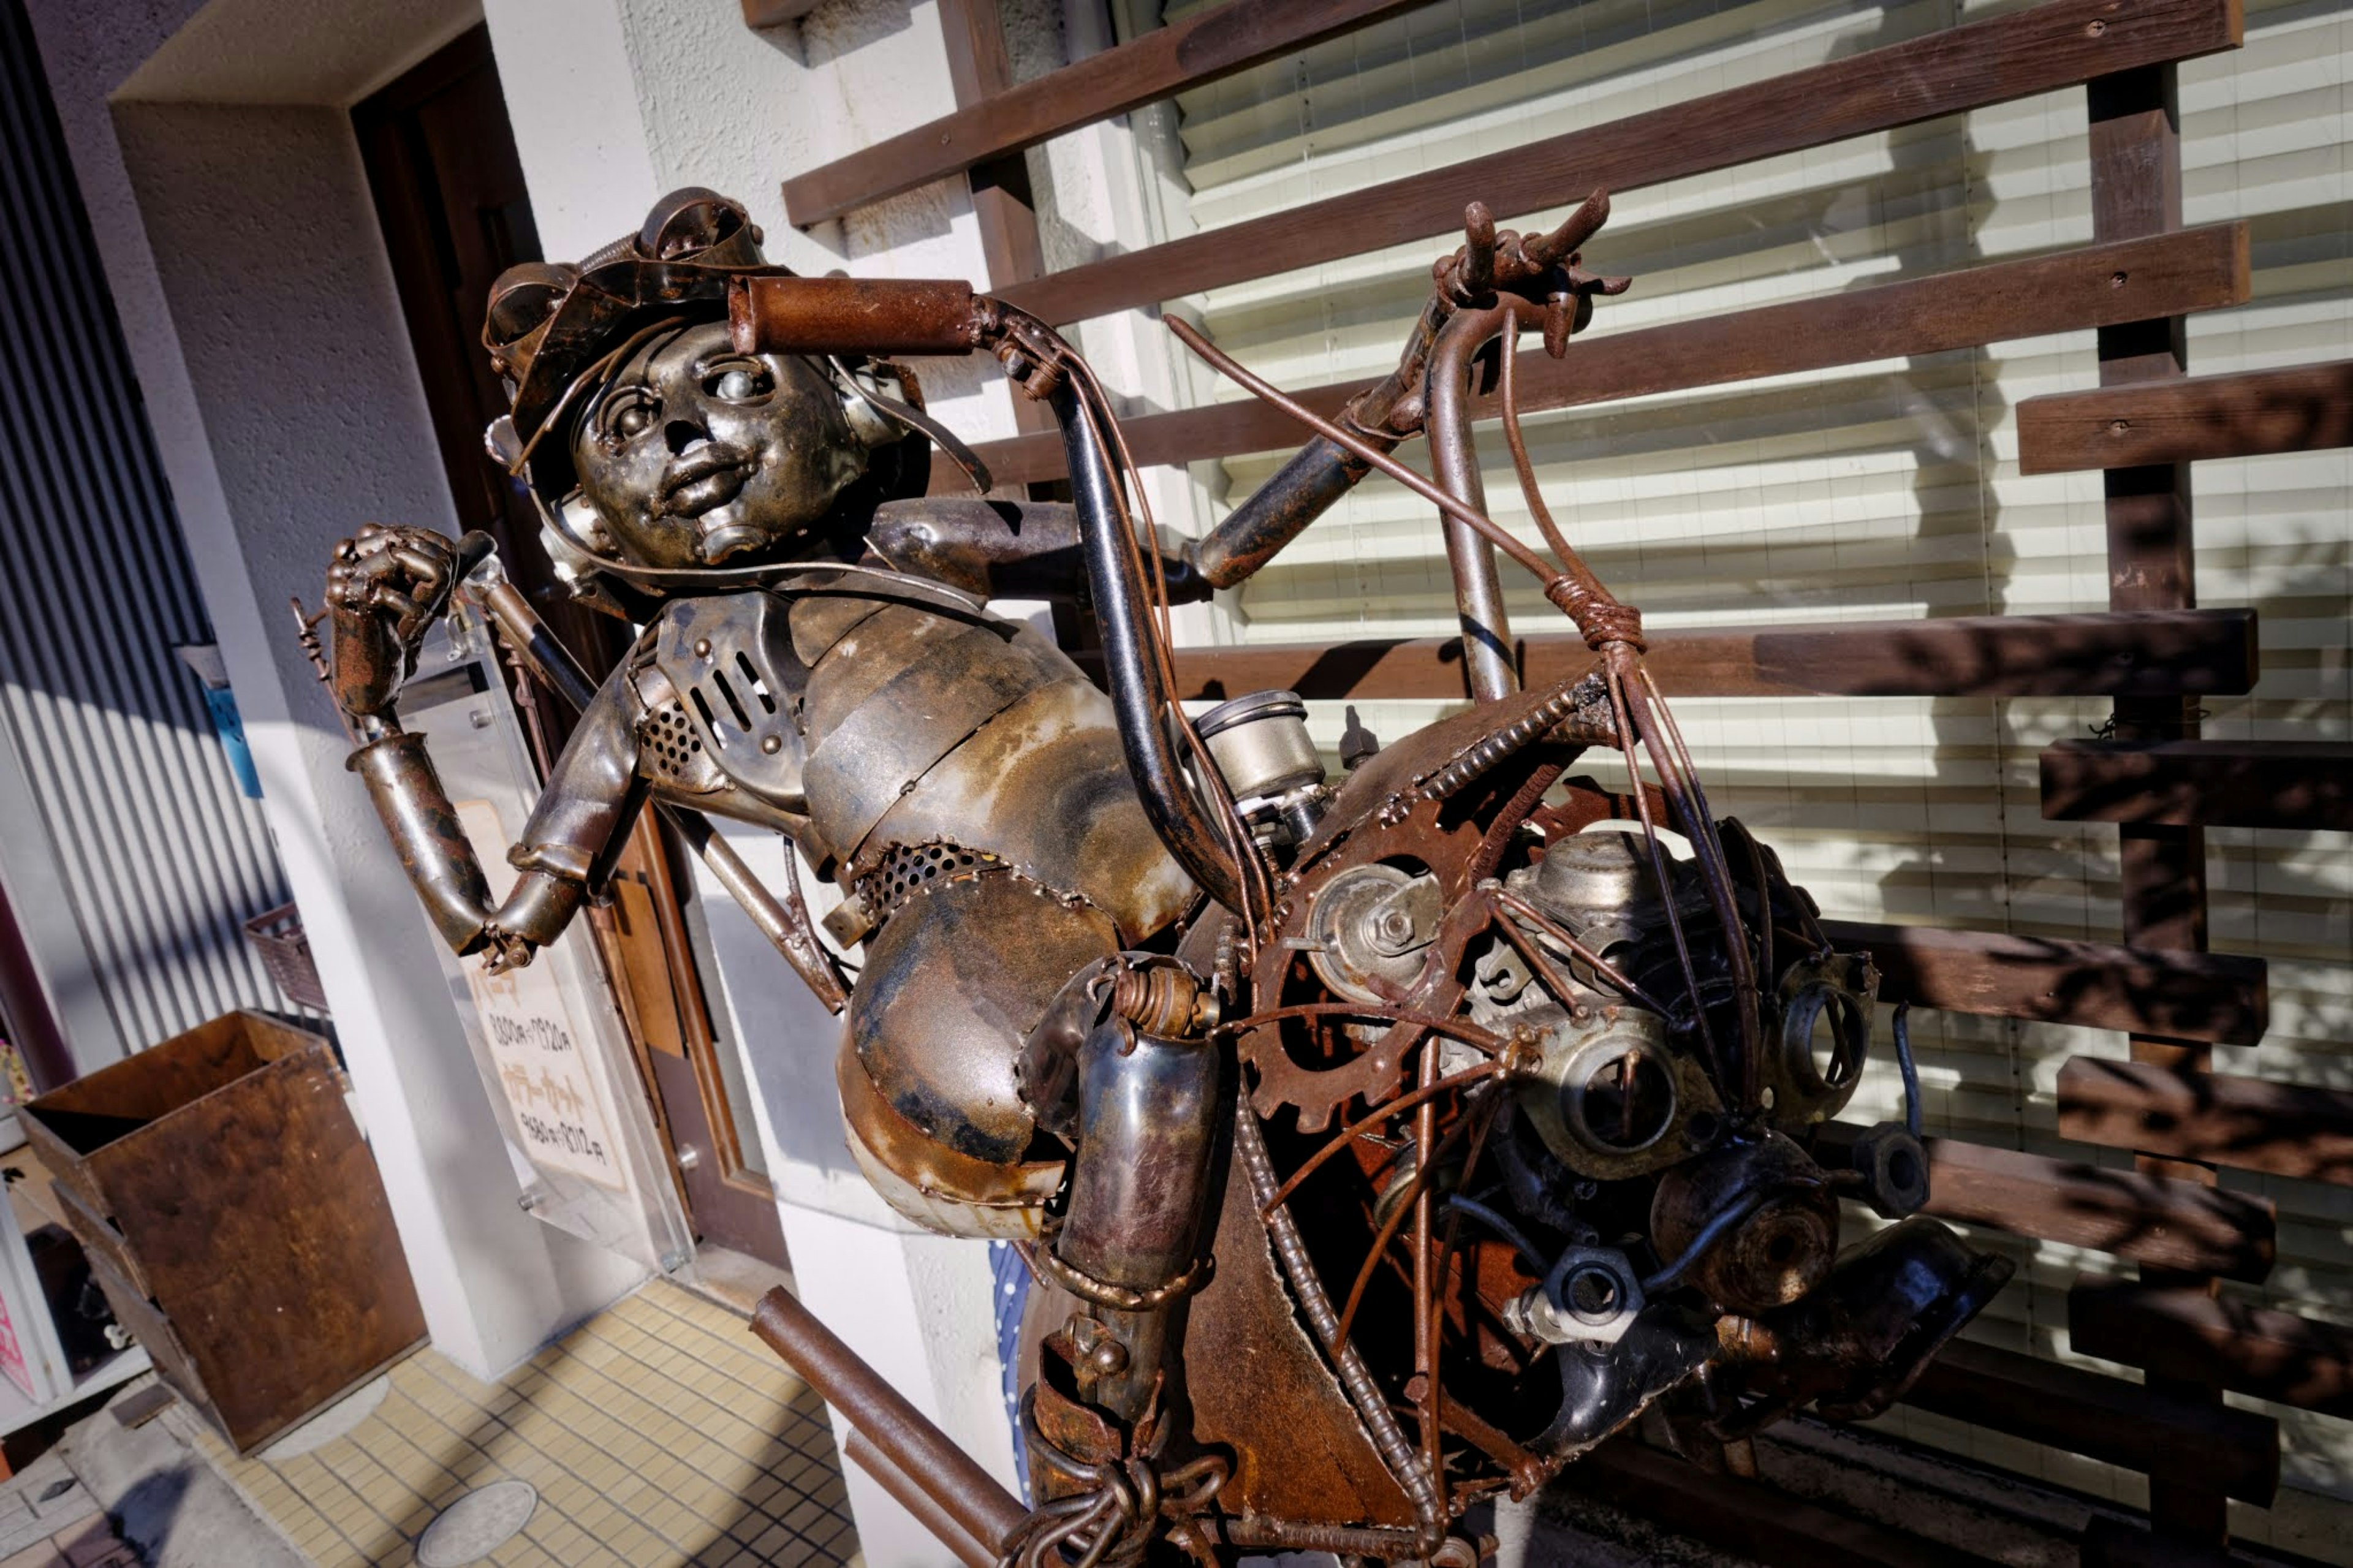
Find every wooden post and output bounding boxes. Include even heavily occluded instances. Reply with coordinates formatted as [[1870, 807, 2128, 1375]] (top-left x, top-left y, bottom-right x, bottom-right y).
[[2086, 61, 2238, 1558], [936, 0, 1055, 439]]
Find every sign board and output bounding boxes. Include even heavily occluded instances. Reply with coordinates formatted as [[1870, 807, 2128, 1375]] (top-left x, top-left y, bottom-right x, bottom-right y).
[[396, 615, 694, 1275], [453, 799, 626, 1191]]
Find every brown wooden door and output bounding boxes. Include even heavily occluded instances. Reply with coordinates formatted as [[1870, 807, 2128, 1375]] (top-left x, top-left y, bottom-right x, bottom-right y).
[[353, 28, 787, 1268]]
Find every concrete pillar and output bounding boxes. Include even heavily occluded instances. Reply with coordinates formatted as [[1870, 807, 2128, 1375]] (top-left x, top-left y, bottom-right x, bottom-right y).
[[482, 2, 1031, 1556], [23, 0, 646, 1380]]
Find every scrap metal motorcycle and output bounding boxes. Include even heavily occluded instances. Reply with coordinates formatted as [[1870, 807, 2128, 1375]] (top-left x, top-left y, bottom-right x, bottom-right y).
[[324, 187, 2010, 1566]]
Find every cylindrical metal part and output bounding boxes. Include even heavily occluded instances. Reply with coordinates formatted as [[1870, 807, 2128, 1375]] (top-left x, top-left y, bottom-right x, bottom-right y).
[[730, 276, 984, 357], [1056, 1018, 1222, 1418], [349, 730, 493, 953], [476, 578, 599, 713], [1059, 1023, 1221, 1289], [1194, 435, 1386, 589], [488, 868, 586, 949], [1197, 689, 1324, 802], [750, 1287, 1028, 1554], [843, 1431, 996, 1568], [1053, 382, 1248, 915], [1427, 305, 1521, 703]]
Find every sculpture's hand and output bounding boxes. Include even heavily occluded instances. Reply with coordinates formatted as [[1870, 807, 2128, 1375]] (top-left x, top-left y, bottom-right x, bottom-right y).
[[325, 526, 491, 720]]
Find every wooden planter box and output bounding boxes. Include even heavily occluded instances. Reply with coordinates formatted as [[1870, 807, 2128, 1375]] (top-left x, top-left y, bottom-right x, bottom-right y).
[[21, 1010, 426, 1452]]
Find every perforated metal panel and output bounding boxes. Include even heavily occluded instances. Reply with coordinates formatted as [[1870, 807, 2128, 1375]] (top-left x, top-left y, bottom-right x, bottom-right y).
[[0, 0, 287, 1067]]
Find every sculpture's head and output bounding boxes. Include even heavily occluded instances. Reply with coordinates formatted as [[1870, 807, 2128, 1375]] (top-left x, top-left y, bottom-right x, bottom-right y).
[[480, 189, 924, 600], [564, 317, 865, 570]]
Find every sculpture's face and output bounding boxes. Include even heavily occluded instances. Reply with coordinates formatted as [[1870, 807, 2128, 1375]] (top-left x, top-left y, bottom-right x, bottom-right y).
[[570, 320, 865, 569]]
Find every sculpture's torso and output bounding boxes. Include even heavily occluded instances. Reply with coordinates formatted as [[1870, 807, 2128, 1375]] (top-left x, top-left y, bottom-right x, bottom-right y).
[[532, 574, 1195, 1237]]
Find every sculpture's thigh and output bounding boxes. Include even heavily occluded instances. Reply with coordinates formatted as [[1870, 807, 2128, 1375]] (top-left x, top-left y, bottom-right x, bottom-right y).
[[835, 871, 1118, 1238]]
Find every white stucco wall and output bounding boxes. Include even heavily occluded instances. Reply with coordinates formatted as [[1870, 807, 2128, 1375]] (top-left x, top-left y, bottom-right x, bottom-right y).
[[23, 0, 647, 1382], [28, 0, 1048, 1555]]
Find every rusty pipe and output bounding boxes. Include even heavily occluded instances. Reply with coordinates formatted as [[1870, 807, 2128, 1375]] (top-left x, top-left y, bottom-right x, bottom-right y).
[[730, 276, 988, 358], [843, 1431, 996, 1568], [349, 730, 493, 954], [750, 1287, 1028, 1555], [1053, 381, 1250, 915], [1428, 298, 1542, 703]]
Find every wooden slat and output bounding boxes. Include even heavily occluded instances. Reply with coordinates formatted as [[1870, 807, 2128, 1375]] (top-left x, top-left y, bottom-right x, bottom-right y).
[[740, 0, 822, 26], [991, 0, 2243, 327], [963, 224, 2251, 485], [1815, 920, 2267, 1046], [1574, 1439, 2001, 1568], [1170, 608, 2257, 703], [1902, 1339, 2279, 1505], [782, 0, 1430, 224], [2041, 738, 2353, 830], [1813, 1129, 2275, 1279], [2058, 1056, 2353, 1184], [2018, 358, 2353, 472], [2069, 1275, 2353, 1416]]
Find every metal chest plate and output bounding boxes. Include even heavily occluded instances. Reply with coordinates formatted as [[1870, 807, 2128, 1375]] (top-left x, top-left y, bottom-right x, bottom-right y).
[[648, 592, 808, 809]]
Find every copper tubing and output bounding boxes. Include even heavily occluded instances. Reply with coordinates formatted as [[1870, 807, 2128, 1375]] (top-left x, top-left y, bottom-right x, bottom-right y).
[[843, 1431, 995, 1568], [730, 276, 987, 357], [750, 1288, 1028, 1555]]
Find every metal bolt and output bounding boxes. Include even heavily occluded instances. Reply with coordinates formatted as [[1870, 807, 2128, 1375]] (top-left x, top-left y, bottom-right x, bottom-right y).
[[694, 637, 713, 658], [518, 1192, 544, 1213], [760, 734, 782, 754]]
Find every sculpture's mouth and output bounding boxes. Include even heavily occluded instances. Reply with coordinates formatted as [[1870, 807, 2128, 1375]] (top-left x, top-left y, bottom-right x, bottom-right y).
[[659, 443, 753, 518]]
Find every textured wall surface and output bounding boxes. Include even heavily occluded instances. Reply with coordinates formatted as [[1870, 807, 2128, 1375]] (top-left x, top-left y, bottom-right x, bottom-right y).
[[0, 0, 287, 1069]]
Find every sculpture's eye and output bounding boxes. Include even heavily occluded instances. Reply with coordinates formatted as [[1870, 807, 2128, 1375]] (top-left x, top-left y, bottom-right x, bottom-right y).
[[597, 387, 657, 447], [706, 359, 774, 403]]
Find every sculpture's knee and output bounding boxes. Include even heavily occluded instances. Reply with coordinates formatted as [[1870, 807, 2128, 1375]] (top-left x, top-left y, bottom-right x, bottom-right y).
[[836, 869, 1119, 1238]]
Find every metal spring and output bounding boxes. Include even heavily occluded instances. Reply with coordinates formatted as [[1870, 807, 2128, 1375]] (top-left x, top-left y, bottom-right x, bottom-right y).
[[1108, 963, 1217, 1039]]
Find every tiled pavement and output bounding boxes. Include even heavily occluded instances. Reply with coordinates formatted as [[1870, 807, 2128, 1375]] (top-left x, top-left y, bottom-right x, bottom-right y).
[[0, 1450, 140, 1568], [179, 1280, 857, 1568]]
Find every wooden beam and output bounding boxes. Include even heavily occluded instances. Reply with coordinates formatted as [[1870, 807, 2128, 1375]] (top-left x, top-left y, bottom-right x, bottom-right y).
[[740, 0, 822, 25], [1902, 1339, 2278, 1506], [963, 224, 2251, 485], [2041, 738, 2353, 830], [2058, 1056, 2353, 1184], [1574, 1440, 2002, 1568], [782, 0, 1431, 224], [1170, 608, 2257, 703], [1812, 1130, 2275, 1279], [2069, 1275, 2353, 1417], [2018, 358, 2353, 472], [1815, 920, 2266, 1046], [991, 0, 2243, 327]]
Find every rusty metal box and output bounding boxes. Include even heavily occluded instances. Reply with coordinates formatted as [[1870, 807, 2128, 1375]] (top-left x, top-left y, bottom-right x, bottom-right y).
[[21, 1010, 426, 1452]]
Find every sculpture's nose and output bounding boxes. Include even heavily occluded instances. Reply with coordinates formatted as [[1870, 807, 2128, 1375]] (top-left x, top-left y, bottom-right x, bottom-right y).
[[665, 418, 706, 455]]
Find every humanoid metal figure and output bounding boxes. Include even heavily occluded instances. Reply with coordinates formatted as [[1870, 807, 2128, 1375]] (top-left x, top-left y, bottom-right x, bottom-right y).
[[327, 188, 2012, 1566]]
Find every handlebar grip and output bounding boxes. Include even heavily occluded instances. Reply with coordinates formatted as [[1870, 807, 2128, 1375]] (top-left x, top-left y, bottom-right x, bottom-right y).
[[729, 276, 986, 358]]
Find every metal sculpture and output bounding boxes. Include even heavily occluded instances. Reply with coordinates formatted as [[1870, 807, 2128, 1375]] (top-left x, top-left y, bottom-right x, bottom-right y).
[[324, 187, 2013, 1565]]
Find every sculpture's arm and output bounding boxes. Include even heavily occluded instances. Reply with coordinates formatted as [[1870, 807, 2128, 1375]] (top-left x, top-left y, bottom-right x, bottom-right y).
[[328, 526, 641, 971], [862, 497, 1208, 604]]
